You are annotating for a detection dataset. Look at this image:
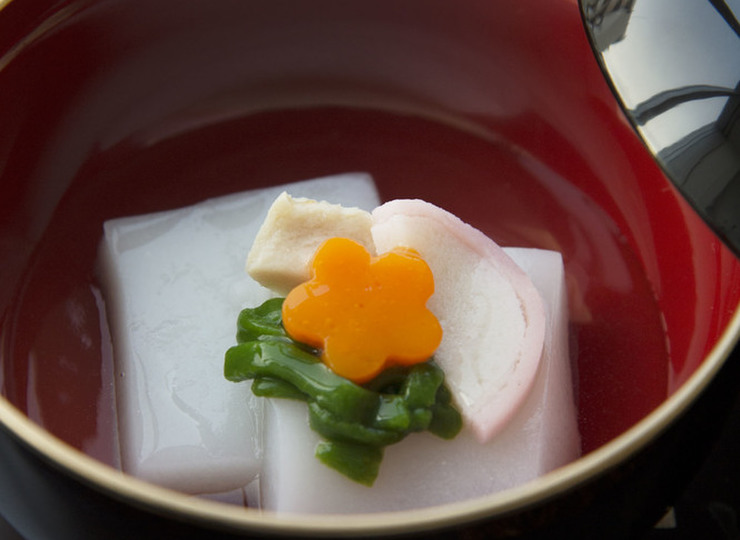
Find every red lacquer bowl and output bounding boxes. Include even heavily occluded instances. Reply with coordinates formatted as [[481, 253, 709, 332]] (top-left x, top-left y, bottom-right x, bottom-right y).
[[0, 1, 738, 538]]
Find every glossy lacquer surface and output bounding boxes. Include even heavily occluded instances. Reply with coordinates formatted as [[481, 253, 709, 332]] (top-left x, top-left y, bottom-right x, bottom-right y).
[[581, 0, 740, 256], [0, 0, 738, 539]]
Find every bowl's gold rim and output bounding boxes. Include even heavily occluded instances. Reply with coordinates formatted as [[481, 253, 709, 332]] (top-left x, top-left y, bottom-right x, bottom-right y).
[[1, 304, 738, 536]]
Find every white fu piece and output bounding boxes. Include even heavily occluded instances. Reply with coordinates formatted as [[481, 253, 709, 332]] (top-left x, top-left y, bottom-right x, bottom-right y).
[[98, 173, 380, 500], [259, 247, 580, 513]]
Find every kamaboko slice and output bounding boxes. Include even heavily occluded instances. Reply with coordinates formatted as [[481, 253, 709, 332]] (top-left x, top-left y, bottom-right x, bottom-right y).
[[371, 199, 546, 443]]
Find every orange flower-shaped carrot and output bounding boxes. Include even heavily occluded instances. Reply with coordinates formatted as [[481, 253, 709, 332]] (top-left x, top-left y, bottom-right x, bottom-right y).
[[282, 237, 442, 384]]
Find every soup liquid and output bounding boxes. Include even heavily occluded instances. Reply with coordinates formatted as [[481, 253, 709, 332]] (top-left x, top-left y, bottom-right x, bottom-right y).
[[2, 107, 669, 468]]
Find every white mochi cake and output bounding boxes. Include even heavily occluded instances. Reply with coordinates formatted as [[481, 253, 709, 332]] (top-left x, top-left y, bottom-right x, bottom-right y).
[[259, 239, 579, 513], [249, 196, 579, 513], [98, 173, 381, 502]]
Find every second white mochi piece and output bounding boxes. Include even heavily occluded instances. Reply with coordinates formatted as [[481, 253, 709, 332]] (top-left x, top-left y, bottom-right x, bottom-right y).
[[259, 247, 579, 513], [99, 172, 380, 498]]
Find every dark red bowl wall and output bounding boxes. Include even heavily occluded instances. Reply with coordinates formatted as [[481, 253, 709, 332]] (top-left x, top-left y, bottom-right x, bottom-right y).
[[0, 0, 739, 463]]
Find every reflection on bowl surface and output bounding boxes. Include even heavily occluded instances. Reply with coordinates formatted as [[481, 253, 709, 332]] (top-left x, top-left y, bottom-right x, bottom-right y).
[[0, 0, 739, 538]]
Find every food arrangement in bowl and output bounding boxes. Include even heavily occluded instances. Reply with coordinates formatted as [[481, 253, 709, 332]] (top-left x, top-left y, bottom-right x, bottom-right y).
[[97, 171, 579, 511], [0, 0, 739, 538]]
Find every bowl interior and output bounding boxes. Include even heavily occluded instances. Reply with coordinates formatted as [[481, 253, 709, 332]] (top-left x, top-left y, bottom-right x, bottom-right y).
[[1, 0, 739, 519]]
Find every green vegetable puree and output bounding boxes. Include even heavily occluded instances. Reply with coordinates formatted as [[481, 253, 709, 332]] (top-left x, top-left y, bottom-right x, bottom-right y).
[[225, 298, 462, 486]]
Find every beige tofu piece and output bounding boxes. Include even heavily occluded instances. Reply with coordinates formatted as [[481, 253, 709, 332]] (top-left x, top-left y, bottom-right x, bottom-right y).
[[246, 192, 376, 295]]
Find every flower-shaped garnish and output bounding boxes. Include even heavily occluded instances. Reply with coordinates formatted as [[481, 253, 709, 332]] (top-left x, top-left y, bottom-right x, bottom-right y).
[[282, 237, 442, 383]]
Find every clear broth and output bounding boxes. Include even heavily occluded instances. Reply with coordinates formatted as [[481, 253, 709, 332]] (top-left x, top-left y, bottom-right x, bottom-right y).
[[1, 107, 669, 469]]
